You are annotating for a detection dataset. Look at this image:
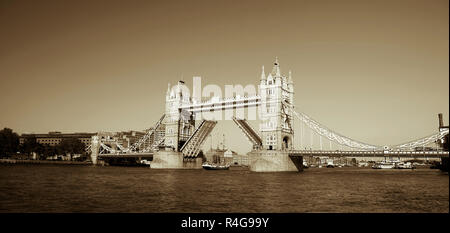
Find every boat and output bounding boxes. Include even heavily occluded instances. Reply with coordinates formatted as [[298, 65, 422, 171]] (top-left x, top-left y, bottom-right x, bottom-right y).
[[358, 162, 368, 167], [372, 161, 395, 169], [202, 162, 230, 170], [326, 161, 334, 168], [395, 162, 415, 169], [106, 158, 150, 167], [302, 161, 309, 169]]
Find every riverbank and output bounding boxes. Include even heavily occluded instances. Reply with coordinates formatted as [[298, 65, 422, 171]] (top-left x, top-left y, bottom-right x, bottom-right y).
[[0, 159, 92, 166]]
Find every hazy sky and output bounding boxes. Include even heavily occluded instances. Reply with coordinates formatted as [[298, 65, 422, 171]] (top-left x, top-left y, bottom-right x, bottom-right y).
[[0, 0, 448, 153]]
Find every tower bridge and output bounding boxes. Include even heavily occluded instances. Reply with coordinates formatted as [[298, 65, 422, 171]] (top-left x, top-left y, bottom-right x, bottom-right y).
[[90, 58, 449, 171]]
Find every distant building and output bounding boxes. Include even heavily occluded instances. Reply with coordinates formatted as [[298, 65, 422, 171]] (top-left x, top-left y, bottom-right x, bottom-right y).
[[19, 129, 153, 151], [233, 154, 249, 166], [96, 130, 148, 151], [19, 131, 96, 147], [224, 149, 236, 164], [113, 130, 147, 148], [204, 148, 238, 164], [204, 148, 226, 163]]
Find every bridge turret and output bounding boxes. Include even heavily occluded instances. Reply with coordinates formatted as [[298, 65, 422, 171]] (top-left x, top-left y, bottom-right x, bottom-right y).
[[260, 66, 266, 85], [176, 80, 184, 99], [259, 58, 294, 151], [164, 80, 195, 152], [288, 70, 293, 88], [288, 70, 294, 105], [271, 57, 281, 78], [166, 82, 175, 101], [166, 83, 172, 100], [165, 81, 183, 150]]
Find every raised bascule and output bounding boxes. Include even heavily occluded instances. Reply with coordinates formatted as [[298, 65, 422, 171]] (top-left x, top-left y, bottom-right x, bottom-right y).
[[89, 58, 449, 172]]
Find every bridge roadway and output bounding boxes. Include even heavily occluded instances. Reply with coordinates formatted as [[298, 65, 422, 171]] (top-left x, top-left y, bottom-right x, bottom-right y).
[[98, 150, 448, 159], [98, 152, 154, 159], [288, 150, 449, 158]]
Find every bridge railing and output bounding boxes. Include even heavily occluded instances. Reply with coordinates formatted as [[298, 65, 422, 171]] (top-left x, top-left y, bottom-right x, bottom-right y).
[[288, 149, 449, 157]]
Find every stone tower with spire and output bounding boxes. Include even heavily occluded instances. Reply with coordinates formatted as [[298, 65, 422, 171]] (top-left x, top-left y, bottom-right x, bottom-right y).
[[165, 81, 195, 151], [259, 57, 294, 151]]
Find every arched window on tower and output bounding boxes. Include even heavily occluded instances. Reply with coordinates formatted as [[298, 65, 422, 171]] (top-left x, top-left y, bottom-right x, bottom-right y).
[[182, 126, 189, 135]]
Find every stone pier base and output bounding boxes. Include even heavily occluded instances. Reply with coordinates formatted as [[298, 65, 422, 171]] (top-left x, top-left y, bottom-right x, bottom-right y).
[[248, 150, 303, 172], [90, 136, 100, 165], [151, 150, 202, 169], [182, 157, 203, 169]]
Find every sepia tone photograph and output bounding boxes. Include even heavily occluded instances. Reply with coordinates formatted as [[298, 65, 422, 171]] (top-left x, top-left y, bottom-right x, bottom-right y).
[[0, 0, 448, 225]]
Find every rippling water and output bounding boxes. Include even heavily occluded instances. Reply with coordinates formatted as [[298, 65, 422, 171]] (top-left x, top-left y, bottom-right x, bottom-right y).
[[0, 164, 448, 213]]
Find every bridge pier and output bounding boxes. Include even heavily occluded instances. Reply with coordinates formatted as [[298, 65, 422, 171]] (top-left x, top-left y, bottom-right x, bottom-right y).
[[182, 157, 203, 169], [248, 150, 303, 172], [90, 136, 100, 165], [150, 149, 202, 169], [90, 150, 98, 165]]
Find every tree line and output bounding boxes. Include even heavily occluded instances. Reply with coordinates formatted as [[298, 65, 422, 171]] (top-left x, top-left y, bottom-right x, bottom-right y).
[[0, 128, 88, 160]]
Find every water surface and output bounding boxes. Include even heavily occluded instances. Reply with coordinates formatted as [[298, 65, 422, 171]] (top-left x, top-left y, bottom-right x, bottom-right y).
[[0, 165, 448, 212]]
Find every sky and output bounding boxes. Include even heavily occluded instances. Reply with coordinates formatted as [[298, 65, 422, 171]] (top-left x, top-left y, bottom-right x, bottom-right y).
[[0, 0, 448, 154]]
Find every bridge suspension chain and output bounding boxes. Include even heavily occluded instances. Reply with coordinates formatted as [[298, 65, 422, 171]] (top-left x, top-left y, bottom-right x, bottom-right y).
[[391, 129, 449, 150], [290, 106, 380, 150], [290, 104, 449, 151]]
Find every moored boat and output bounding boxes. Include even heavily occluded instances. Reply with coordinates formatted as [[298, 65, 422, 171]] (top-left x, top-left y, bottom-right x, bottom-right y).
[[302, 161, 309, 169], [202, 162, 230, 170], [395, 162, 415, 169], [372, 161, 395, 169], [326, 161, 334, 168]]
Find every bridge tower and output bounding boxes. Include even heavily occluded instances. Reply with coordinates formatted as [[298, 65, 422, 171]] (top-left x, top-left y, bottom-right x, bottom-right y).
[[164, 81, 195, 151], [259, 57, 295, 151]]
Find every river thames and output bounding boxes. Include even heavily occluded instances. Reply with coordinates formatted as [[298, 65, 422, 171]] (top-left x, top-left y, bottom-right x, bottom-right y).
[[0, 165, 448, 213]]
